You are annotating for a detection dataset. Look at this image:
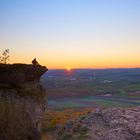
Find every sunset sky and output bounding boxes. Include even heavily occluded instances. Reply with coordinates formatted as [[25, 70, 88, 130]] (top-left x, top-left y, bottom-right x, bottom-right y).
[[1, 0, 140, 69]]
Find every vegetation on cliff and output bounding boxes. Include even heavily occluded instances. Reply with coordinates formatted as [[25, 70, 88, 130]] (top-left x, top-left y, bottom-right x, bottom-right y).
[[41, 107, 140, 140], [41, 108, 92, 140], [0, 49, 10, 64]]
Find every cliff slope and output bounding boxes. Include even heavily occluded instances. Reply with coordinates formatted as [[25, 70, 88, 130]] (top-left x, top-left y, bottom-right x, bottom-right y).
[[0, 64, 48, 140]]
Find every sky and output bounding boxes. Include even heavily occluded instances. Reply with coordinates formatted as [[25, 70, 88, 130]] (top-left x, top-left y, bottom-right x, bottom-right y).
[[0, 0, 140, 69]]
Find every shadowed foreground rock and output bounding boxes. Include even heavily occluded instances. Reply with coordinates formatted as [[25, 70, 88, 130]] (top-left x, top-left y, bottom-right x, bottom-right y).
[[0, 64, 48, 140], [87, 107, 140, 140]]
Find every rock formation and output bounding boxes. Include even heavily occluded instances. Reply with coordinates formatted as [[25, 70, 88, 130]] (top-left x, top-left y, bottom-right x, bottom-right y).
[[0, 64, 48, 140], [53, 107, 140, 140], [87, 107, 140, 140]]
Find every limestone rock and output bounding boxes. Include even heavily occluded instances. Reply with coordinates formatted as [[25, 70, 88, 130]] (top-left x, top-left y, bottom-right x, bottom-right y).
[[0, 64, 48, 140], [87, 107, 140, 140]]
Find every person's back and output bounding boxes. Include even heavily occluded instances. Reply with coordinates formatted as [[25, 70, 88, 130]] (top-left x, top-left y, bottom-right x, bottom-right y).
[[32, 58, 39, 66]]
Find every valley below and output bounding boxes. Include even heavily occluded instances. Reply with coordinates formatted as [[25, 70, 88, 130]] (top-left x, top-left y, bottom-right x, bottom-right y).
[[41, 68, 140, 110], [40, 68, 140, 140]]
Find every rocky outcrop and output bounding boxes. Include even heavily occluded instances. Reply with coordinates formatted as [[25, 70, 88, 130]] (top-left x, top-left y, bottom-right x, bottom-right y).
[[0, 64, 48, 140], [87, 107, 140, 140], [48, 107, 140, 140], [0, 64, 47, 87]]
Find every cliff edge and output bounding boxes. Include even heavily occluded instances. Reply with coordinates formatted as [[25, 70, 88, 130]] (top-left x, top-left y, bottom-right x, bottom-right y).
[[0, 64, 47, 88], [0, 64, 48, 140]]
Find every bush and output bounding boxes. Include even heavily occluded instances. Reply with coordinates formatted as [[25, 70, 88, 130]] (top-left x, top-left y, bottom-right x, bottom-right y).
[[79, 126, 89, 135], [50, 119, 57, 130], [58, 134, 72, 140]]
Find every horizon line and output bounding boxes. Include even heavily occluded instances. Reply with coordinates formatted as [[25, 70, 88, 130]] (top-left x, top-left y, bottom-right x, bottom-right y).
[[49, 67, 140, 70]]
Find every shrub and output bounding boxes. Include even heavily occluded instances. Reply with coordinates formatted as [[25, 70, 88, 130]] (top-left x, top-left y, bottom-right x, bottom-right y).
[[79, 126, 89, 135], [58, 134, 72, 140], [50, 119, 57, 129]]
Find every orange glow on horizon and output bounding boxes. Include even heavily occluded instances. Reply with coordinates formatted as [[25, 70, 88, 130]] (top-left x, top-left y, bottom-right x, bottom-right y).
[[10, 57, 140, 69], [8, 50, 140, 69], [66, 67, 71, 71]]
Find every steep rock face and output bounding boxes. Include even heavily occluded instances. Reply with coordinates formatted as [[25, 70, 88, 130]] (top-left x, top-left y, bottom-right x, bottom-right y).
[[87, 107, 140, 140], [0, 64, 48, 140]]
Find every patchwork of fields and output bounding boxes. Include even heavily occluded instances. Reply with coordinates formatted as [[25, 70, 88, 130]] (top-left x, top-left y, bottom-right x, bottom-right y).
[[41, 68, 140, 109]]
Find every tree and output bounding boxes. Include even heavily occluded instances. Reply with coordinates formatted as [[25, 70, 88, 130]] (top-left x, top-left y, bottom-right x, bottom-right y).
[[0, 49, 10, 64]]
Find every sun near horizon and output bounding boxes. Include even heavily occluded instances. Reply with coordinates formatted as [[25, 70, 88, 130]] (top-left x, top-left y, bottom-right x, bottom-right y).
[[66, 67, 71, 71]]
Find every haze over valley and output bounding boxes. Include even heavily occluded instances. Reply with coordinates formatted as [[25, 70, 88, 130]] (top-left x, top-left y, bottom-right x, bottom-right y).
[[41, 68, 140, 109]]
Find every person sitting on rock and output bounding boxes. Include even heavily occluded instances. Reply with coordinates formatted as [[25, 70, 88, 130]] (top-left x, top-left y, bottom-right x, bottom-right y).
[[32, 58, 40, 66]]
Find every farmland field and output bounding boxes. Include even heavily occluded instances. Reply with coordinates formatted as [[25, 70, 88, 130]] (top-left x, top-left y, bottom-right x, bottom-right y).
[[41, 68, 140, 109]]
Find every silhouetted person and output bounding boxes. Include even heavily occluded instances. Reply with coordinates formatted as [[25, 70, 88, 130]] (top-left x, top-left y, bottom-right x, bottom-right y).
[[32, 58, 39, 66]]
